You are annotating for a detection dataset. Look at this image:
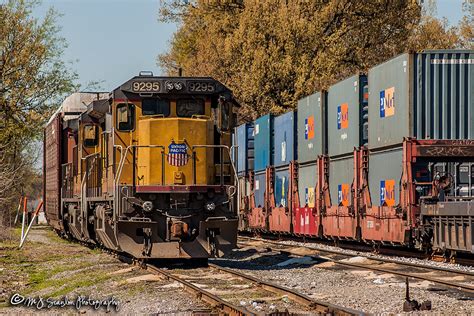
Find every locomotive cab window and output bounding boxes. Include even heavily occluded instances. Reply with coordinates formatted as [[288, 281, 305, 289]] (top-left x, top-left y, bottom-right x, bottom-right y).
[[177, 99, 205, 117], [142, 98, 170, 116], [83, 125, 98, 147], [116, 103, 135, 131], [219, 99, 231, 131]]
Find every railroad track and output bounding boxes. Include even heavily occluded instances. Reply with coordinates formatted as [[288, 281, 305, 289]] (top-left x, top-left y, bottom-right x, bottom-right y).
[[65, 230, 363, 315], [242, 233, 474, 266], [238, 236, 474, 296], [144, 261, 363, 316]]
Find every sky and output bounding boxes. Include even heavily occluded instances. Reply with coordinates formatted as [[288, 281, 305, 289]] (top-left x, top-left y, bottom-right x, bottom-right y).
[[30, 0, 467, 92], [33, 0, 178, 91]]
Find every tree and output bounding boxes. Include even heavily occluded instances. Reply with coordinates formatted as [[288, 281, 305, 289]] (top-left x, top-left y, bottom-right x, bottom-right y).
[[0, 0, 77, 228], [406, 16, 462, 50], [459, 0, 473, 49], [159, 0, 422, 117], [158, 0, 471, 119]]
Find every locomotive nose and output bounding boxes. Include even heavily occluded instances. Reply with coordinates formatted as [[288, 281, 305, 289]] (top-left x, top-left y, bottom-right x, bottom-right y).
[[137, 117, 213, 186]]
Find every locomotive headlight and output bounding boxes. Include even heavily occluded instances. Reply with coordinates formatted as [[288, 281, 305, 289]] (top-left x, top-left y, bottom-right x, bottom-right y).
[[205, 202, 216, 211], [142, 201, 154, 212]]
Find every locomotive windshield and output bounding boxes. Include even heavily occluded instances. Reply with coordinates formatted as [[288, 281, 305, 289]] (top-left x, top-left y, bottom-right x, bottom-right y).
[[116, 103, 135, 131], [142, 98, 170, 116], [177, 99, 205, 117]]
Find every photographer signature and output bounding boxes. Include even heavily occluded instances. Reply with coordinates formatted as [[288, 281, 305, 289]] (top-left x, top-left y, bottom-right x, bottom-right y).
[[10, 293, 120, 312]]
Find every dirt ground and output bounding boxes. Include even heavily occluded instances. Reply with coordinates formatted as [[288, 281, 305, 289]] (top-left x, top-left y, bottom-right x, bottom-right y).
[[0, 226, 208, 315]]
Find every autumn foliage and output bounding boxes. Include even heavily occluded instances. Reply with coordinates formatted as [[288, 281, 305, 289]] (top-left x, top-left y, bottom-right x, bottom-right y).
[[159, 0, 473, 120]]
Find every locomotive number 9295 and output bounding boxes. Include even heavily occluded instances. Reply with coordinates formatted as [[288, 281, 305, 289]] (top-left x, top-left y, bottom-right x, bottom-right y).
[[132, 81, 160, 92]]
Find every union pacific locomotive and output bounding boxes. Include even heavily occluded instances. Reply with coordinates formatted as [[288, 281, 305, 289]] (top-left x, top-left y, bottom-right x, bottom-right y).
[[44, 74, 239, 259]]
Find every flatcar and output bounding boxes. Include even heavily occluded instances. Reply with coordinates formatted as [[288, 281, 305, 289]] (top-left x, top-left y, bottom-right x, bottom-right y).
[[235, 50, 474, 260], [44, 73, 239, 259]]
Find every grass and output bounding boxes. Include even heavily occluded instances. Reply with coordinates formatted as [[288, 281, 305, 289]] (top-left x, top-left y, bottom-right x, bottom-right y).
[[0, 225, 164, 313], [0, 227, 123, 301]]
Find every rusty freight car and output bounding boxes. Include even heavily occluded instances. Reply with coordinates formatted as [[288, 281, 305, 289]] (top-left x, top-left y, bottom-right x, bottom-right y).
[[237, 49, 474, 259]]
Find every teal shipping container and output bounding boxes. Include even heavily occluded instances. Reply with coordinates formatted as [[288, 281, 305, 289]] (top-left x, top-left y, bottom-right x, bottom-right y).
[[327, 74, 368, 156], [297, 92, 327, 163], [368, 50, 474, 149], [254, 114, 274, 172]]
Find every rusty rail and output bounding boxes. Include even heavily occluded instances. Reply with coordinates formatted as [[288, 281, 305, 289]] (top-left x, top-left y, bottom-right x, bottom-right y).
[[239, 237, 474, 294], [208, 263, 363, 316], [146, 264, 252, 316]]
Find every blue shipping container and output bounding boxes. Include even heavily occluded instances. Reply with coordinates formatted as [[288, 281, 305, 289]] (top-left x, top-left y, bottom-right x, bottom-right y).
[[254, 114, 274, 172], [236, 123, 254, 176], [274, 167, 290, 208], [254, 171, 266, 208], [273, 111, 297, 167]]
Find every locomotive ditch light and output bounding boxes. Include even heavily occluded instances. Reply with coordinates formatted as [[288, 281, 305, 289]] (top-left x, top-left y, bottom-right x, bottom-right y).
[[142, 201, 154, 212], [205, 202, 216, 211]]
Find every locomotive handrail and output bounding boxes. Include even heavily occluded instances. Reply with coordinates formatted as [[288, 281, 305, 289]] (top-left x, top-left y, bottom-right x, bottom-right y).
[[116, 145, 166, 187], [79, 153, 99, 238], [81, 153, 101, 197], [116, 144, 166, 208], [114, 144, 166, 216], [191, 144, 238, 192]]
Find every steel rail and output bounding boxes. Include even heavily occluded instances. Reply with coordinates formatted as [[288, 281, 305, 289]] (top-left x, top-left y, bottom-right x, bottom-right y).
[[62, 230, 364, 315], [239, 236, 474, 277], [208, 263, 364, 316], [146, 264, 252, 316], [238, 238, 474, 294]]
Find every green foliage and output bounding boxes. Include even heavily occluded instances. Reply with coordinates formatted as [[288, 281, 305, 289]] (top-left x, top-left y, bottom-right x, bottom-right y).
[[0, 0, 77, 225], [158, 0, 470, 120]]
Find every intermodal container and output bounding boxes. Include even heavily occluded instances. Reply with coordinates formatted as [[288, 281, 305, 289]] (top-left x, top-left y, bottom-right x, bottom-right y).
[[236, 123, 255, 176], [298, 163, 317, 207], [297, 91, 327, 163], [368, 50, 474, 149], [254, 171, 266, 208], [368, 148, 403, 206], [329, 156, 354, 207], [273, 111, 297, 167], [254, 114, 274, 172], [368, 148, 474, 207], [274, 167, 290, 208], [327, 74, 368, 156]]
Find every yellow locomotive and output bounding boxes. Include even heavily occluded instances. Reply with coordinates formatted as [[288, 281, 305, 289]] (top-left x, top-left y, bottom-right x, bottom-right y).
[[44, 73, 238, 259]]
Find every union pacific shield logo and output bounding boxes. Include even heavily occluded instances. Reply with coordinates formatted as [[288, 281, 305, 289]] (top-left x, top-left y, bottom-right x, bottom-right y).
[[380, 179, 396, 206], [337, 184, 350, 206], [337, 103, 349, 130], [379, 87, 395, 118], [168, 142, 188, 167], [304, 115, 314, 140]]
